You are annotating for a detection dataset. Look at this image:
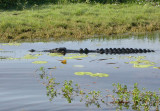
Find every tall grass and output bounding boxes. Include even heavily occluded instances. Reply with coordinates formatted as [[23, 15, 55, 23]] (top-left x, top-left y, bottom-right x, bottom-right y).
[[0, 0, 160, 9], [0, 3, 160, 41]]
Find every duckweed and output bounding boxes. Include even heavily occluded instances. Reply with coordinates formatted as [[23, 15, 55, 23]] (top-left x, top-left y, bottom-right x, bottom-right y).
[[74, 72, 109, 77], [32, 61, 48, 64]]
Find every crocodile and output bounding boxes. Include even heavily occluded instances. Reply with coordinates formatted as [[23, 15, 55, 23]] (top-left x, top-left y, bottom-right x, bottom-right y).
[[29, 47, 155, 54]]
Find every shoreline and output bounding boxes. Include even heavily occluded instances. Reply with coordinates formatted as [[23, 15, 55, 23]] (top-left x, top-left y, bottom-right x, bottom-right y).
[[0, 3, 160, 41]]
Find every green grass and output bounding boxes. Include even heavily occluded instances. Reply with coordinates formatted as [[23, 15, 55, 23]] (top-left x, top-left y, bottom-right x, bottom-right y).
[[0, 3, 160, 41]]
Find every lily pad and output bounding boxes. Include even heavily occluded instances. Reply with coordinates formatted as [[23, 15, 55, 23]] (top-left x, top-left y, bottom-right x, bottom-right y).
[[74, 72, 109, 77], [0, 49, 3, 51], [0, 56, 8, 59], [129, 56, 155, 68], [32, 61, 48, 64], [7, 57, 21, 60], [133, 64, 154, 68], [48, 53, 63, 57], [153, 67, 160, 69], [35, 54, 42, 56], [2, 43, 21, 46], [23, 54, 38, 59], [63, 55, 87, 59]]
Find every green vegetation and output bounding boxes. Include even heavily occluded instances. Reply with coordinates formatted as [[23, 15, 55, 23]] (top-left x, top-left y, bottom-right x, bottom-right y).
[[74, 72, 109, 77], [0, 0, 160, 9], [112, 83, 160, 110], [0, 3, 160, 41], [36, 67, 160, 111]]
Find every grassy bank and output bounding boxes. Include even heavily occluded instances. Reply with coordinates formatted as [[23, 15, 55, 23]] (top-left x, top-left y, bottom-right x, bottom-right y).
[[0, 3, 160, 41]]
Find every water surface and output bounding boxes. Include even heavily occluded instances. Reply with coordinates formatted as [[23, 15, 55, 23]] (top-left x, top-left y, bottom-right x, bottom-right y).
[[0, 33, 160, 111]]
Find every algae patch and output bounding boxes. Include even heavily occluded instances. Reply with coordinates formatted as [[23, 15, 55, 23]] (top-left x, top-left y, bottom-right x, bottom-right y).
[[32, 61, 48, 64], [74, 72, 109, 77]]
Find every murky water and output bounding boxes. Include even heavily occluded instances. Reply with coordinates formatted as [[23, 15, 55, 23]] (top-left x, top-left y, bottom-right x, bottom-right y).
[[0, 33, 160, 111]]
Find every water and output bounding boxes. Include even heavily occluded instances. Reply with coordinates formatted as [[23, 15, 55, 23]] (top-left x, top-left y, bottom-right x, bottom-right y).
[[0, 33, 160, 111]]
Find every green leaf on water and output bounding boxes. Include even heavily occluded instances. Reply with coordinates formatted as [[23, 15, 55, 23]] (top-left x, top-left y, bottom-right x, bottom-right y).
[[7, 57, 21, 60], [63, 54, 87, 59], [23, 54, 38, 59], [153, 67, 160, 69], [133, 64, 154, 68], [0, 49, 3, 51], [74, 72, 109, 77], [2, 42, 21, 46], [32, 61, 48, 64], [40, 67, 44, 71], [129, 56, 155, 68], [48, 53, 63, 57], [35, 54, 43, 56]]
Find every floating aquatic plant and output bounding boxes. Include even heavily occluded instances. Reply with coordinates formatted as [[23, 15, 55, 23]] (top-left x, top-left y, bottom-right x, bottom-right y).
[[153, 67, 160, 69], [23, 54, 38, 59], [34, 54, 42, 56], [7, 57, 21, 60], [130, 56, 155, 68], [74, 72, 109, 77], [0, 49, 3, 50], [63, 54, 87, 59], [0, 56, 8, 59], [2, 42, 21, 46], [48, 53, 63, 57], [32, 61, 48, 64]]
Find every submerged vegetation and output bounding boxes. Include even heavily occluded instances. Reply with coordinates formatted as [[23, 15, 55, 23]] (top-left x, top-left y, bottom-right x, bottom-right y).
[[0, 2, 160, 41], [35, 67, 160, 111]]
